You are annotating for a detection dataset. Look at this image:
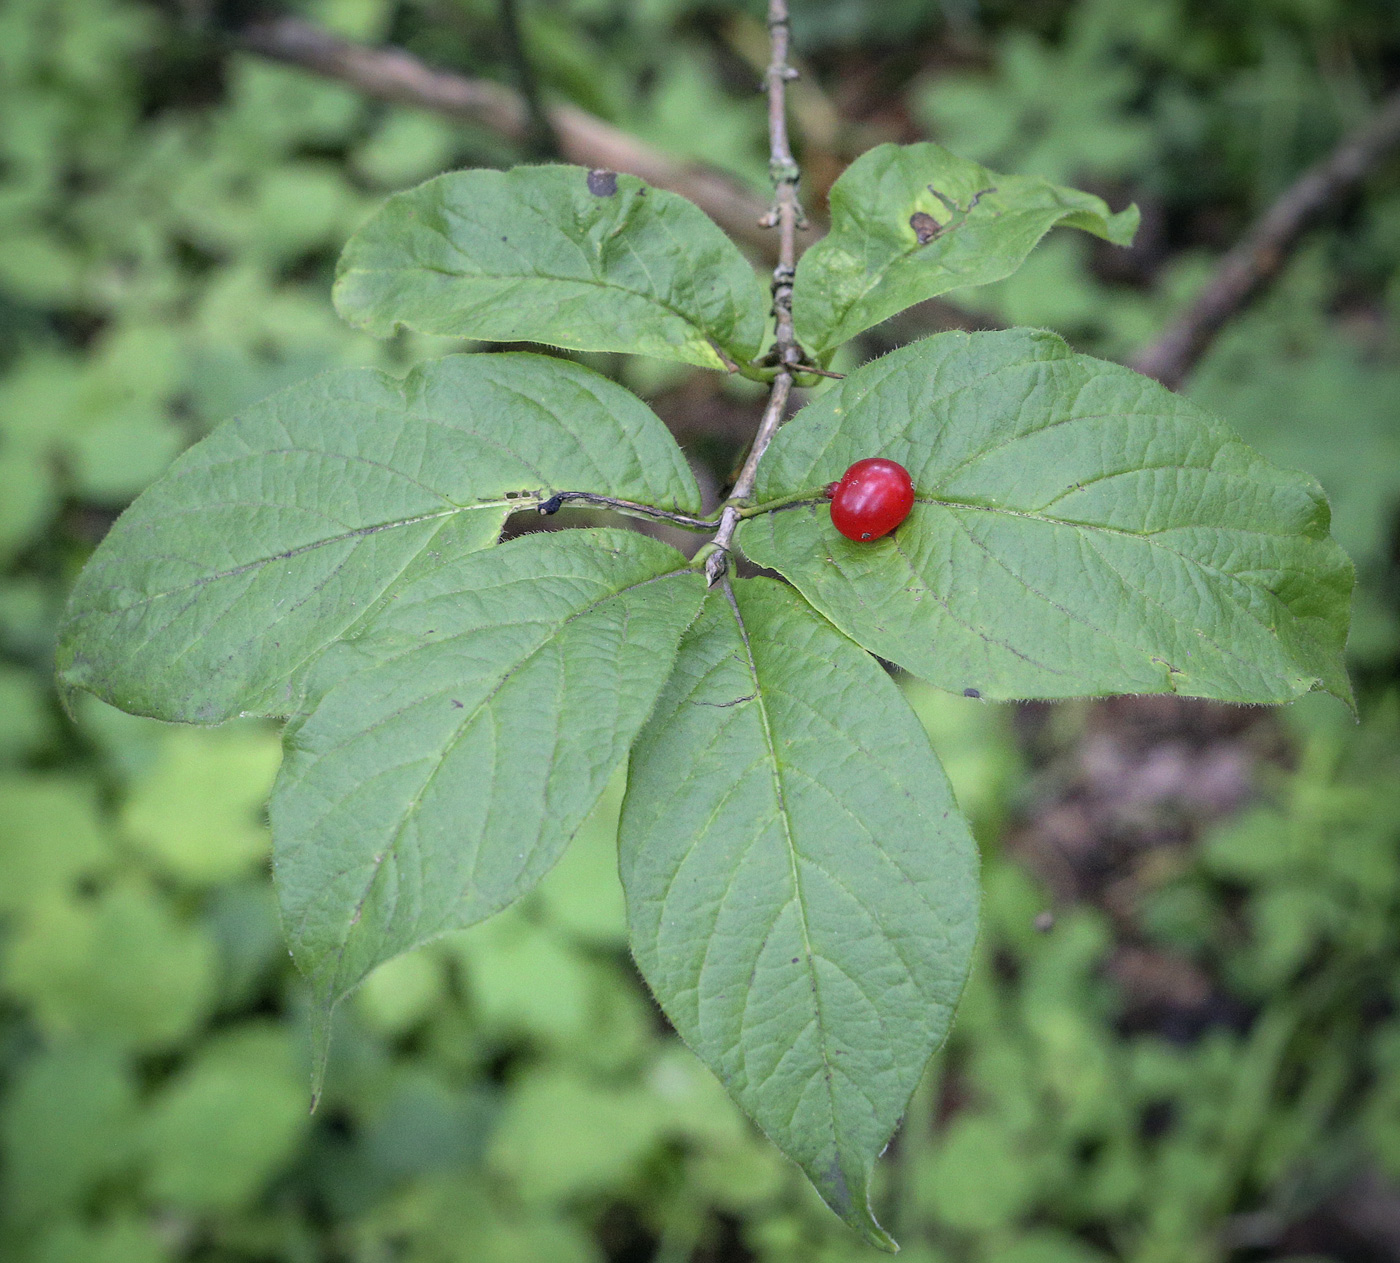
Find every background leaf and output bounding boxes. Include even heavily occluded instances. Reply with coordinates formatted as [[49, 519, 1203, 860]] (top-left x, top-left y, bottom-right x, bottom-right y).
[[620, 577, 980, 1250], [57, 353, 699, 723], [334, 165, 770, 371], [792, 142, 1138, 358], [120, 726, 280, 886], [740, 329, 1352, 705], [270, 528, 704, 1084], [141, 1025, 307, 1212], [1, 881, 217, 1051], [0, 1045, 138, 1226]]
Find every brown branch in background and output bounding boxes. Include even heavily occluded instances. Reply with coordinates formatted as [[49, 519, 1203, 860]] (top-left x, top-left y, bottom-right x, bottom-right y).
[[236, 14, 784, 259], [496, 0, 558, 158], [237, 14, 1400, 392], [1133, 86, 1400, 390]]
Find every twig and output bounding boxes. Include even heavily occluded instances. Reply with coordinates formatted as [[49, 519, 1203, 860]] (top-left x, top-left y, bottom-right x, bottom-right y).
[[235, 14, 782, 259], [497, 0, 558, 158], [701, 0, 804, 587], [1133, 86, 1400, 390]]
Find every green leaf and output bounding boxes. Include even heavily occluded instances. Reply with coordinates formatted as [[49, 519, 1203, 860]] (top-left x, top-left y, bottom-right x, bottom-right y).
[[792, 142, 1139, 358], [488, 1066, 666, 1205], [142, 1025, 307, 1212], [334, 164, 769, 371], [270, 528, 705, 1089], [0, 776, 110, 911], [2, 882, 217, 1051], [535, 767, 629, 947], [449, 912, 596, 1044], [120, 725, 281, 885], [1, 1046, 138, 1224], [740, 330, 1353, 706], [57, 353, 699, 723], [619, 577, 979, 1250]]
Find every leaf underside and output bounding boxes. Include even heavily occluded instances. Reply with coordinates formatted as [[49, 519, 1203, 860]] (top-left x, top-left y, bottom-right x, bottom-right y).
[[741, 328, 1353, 706], [56, 353, 700, 723], [334, 164, 770, 371], [272, 528, 706, 1089], [793, 141, 1140, 358], [621, 577, 979, 1250]]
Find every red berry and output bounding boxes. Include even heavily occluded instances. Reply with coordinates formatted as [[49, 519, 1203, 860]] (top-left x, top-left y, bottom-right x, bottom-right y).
[[829, 458, 915, 542]]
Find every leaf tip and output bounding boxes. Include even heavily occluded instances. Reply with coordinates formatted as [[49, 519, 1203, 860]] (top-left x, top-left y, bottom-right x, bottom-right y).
[[859, 1221, 900, 1254], [1323, 674, 1359, 719], [1106, 202, 1141, 247], [306, 977, 338, 1110]]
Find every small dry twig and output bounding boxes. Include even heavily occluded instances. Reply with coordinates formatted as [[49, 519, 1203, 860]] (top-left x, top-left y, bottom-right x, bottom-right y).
[[236, 14, 783, 259], [701, 0, 804, 587]]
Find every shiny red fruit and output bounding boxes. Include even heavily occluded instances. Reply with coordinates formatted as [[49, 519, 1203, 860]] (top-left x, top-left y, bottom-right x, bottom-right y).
[[829, 458, 915, 542]]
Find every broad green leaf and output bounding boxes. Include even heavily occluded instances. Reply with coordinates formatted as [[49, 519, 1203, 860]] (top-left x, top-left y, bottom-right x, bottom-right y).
[[120, 725, 280, 885], [488, 1066, 666, 1204], [792, 142, 1138, 358], [450, 912, 596, 1044], [334, 164, 769, 371], [2, 882, 217, 1051], [0, 663, 54, 760], [740, 330, 1353, 706], [1, 1045, 138, 1223], [355, 951, 448, 1037], [0, 776, 110, 911], [920, 1115, 1040, 1232], [24, 1217, 167, 1263], [142, 1025, 307, 1212], [619, 577, 979, 1250], [57, 353, 700, 723], [535, 767, 629, 947], [271, 528, 705, 1087]]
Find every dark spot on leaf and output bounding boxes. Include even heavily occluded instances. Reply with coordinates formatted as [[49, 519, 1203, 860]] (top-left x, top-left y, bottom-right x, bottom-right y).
[[501, 236, 507, 242], [451, 699, 464, 709], [587, 169, 618, 197], [538, 494, 564, 516], [791, 957, 799, 964], [963, 687, 981, 698], [693, 691, 756, 709], [910, 211, 940, 244]]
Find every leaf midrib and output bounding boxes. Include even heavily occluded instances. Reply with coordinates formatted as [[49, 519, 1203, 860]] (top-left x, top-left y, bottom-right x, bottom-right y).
[[343, 234, 743, 364], [720, 581, 848, 1180], [84, 507, 476, 613]]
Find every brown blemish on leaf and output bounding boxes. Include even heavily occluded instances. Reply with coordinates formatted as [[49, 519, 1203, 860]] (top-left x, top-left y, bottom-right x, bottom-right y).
[[587, 169, 619, 197], [909, 211, 940, 245]]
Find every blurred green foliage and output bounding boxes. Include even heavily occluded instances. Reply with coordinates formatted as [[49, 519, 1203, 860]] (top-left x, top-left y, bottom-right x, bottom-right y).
[[3, 0, 1400, 1259]]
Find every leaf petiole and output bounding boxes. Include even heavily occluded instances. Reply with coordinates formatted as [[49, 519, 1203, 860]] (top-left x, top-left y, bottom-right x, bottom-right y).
[[737, 489, 825, 517]]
